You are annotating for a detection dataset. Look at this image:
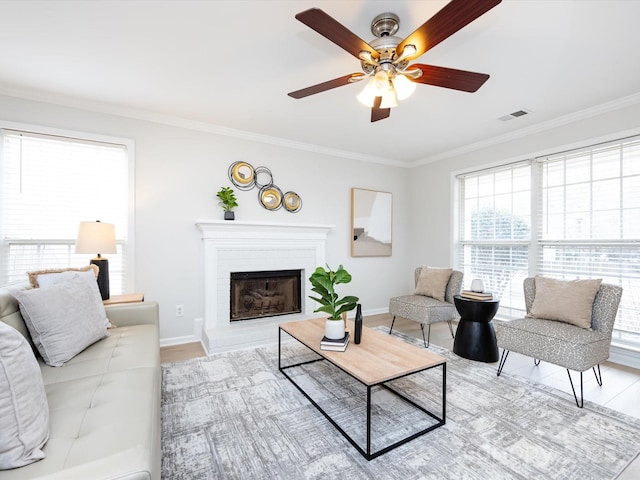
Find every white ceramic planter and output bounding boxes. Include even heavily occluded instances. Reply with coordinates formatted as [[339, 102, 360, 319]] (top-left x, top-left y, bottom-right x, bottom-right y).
[[470, 279, 485, 292], [324, 319, 345, 340]]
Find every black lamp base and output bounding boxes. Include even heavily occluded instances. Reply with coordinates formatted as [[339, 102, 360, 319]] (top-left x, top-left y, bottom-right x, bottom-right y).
[[90, 258, 110, 300]]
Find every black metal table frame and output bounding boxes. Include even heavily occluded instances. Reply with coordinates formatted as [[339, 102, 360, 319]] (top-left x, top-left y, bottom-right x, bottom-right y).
[[278, 327, 446, 461]]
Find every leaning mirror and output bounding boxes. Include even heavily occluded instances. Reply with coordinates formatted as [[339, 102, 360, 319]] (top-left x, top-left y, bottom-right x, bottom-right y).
[[351, 188, 392, 257]]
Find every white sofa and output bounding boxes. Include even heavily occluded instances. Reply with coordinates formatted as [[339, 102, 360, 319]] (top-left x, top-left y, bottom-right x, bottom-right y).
[[0, 286, 161, 480]]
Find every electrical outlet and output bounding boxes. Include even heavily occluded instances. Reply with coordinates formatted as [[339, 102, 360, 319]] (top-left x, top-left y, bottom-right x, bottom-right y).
[[175, 304, 184, 317]]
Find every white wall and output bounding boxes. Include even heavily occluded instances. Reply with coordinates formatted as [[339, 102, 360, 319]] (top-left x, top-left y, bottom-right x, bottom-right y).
[[409, 100, 640, 278], [5, 93, 639, 345], [0, 94, 411, 343]]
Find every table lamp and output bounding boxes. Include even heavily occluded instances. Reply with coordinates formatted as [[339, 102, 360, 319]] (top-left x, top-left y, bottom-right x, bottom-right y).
[[75, 220, 117, 300]]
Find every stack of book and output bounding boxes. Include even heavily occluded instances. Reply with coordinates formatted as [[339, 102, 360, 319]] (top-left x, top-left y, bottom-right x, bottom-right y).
[[320, 332, 350, 352], [460, 290, 494, 301]]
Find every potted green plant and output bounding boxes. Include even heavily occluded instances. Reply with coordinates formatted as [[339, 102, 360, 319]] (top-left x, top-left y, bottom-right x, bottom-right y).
[[309, 264, 359, 339], [216, 186, 238, 220]]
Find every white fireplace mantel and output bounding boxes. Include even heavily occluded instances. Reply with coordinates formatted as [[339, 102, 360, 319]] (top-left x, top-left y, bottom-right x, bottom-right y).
[[196, 220, 334, 353], [197, 220, 333, 240]]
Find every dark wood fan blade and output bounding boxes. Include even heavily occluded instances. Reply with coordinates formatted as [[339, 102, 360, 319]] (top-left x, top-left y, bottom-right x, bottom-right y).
[[288, 73, 364, 99], [410, 64, 489, 92], [296, 8, 379, 61], [396, 0, 501, 61], [371, 96, 391, 122]]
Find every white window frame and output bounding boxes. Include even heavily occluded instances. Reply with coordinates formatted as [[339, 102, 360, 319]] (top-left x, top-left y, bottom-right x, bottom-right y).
[[0, 120, 135, 292], [455, 160, 533, 320]]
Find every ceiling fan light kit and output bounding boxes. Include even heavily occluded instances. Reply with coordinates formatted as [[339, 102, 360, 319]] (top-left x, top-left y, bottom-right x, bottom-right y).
[[288, 0, 502, 122]]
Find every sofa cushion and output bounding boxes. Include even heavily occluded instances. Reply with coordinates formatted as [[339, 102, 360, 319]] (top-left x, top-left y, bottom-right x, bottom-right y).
[[12, 276, 107, 367], [415, 267, 452, 301], [0, 287, 37, 353], [39, 324, 160, 385], [0, 322, 49, 470], [494, 317, 611, 371], [0, 364, 160, 480], [528, 276, 602, 329]]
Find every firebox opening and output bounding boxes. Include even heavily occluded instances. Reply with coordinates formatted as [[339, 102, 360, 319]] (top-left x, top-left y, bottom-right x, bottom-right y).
[[230, 269, 302, 321]]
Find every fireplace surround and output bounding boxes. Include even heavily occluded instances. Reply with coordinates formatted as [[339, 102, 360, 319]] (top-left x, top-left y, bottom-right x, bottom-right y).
[[196, 221, 333, 353]]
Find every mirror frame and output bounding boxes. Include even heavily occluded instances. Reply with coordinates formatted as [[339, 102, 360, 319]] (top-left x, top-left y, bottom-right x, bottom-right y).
[[351, 188, 393, 257], [259, 185, 283, 210]]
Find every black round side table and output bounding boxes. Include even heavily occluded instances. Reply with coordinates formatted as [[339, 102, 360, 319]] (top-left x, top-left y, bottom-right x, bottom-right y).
[[453, 295, 500, 362]]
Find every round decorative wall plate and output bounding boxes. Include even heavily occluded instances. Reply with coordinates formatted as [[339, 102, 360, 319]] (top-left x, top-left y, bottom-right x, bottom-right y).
[[225, 161, 302, 213], [283, 191, 302, 213], [259, 185, 283, 210], [228, 161, 255, 190]]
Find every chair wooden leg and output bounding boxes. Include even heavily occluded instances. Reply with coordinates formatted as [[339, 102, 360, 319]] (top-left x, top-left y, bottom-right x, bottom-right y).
[[446, 320, 454, 338], [389, 316, 396, 335]]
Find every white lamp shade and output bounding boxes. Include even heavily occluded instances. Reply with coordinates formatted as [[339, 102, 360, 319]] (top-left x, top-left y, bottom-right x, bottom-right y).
[[372, 70, 389, 95], [75, 221, 117, 255], [356, 78, 378, 107], [380, 86, 399, 109], [393, 74, 417, 101]]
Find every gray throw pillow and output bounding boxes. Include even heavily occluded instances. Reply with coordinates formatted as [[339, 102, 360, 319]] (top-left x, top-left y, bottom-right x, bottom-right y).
[[12, 275, 108, 367], [0, 322, 49, 469], [35, 268, 111, 328]]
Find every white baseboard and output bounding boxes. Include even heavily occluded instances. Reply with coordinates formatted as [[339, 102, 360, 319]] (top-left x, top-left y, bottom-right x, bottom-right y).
[[159, 334, 203, 348], [609, 344, 640, 370], [361, 307, 388, 317]]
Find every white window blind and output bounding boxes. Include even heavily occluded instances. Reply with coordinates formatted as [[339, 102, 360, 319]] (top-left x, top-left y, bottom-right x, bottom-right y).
[[0, 129, 129, 291], [457, 162, 532, 319], [456, 135, 640, 348], [537, 136, 640, 347]]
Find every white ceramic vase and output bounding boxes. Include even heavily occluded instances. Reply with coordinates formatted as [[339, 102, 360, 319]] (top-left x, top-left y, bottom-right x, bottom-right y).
[[470, 278, 485, 293], [325, 319, 345, 340]]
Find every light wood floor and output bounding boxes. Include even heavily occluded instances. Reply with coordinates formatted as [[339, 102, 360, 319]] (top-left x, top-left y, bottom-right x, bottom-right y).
[[160, 341, 206, 363], [160, 313, 640, 477]]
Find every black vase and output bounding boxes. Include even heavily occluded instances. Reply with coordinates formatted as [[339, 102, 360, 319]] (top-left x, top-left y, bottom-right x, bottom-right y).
[[354, 303, 362, 344]]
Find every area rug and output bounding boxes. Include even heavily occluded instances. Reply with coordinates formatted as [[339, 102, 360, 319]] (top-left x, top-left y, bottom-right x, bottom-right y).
[[161, 328, 640, 479]]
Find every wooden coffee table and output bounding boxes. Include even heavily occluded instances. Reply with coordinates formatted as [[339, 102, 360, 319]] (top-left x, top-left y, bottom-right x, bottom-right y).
[[278, 317, 446, 460]]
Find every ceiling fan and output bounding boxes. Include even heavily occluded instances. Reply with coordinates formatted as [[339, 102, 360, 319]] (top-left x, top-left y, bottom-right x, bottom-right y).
[[288, 0, 501, 122]]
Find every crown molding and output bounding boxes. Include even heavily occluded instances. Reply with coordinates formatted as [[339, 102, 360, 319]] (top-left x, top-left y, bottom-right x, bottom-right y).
[[2, 84, 639, 171], [0, 85, 406, 168], [410, 92, 640, 168]]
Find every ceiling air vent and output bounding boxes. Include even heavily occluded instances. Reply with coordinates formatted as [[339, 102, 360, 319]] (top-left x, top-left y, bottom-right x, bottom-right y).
[[498, 109, 531, 122]]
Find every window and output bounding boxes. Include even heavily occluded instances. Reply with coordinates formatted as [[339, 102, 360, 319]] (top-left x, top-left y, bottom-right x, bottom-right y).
[[457, 162, 532, 319], [456, 135, 640, 347], [0, 127, 131, 292], [537, 137, 640, 347]]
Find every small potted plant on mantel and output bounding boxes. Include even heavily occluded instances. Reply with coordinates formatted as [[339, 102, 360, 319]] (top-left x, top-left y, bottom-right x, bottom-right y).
[[309, 264, 359, 340], [216, 186, 238, 220]]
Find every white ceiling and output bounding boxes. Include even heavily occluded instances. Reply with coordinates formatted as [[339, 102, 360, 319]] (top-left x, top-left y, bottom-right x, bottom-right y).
[[1, 1, 639, 166]]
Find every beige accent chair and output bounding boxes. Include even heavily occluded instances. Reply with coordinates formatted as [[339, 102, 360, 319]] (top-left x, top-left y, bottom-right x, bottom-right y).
[[388, 268, 463, 348]]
